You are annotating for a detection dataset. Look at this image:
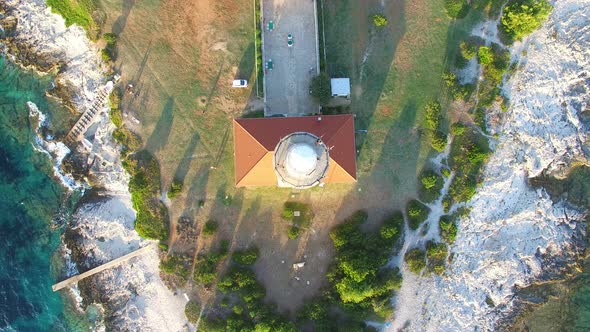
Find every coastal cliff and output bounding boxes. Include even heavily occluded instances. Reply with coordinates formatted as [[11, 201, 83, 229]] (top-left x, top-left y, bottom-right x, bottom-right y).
[[0, 0, 188, 330]]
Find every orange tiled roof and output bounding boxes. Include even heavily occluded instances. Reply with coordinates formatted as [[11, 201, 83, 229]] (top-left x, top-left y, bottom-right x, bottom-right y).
[[233, 115, 357, 187]]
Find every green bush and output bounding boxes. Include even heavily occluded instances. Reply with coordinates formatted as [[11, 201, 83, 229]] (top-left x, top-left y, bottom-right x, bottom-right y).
[[288, 226, 300, 239], [423, 101, 442, 131], [371, 14, 388, 27], [444, 0, 469, 18], [124, 151, 169, 241], [439, 216, 458, 244], [379, 211, 404, 241], [232, 247, 259, 265], [167, 179, 183, 198], [185, 300, 201, 323], [404, 248, 426, 273], [47, 0, 94, 30], [451, 122, 467, 136], [460, 41, 477, 59], [431, 131, 448, 152], [501, 0, 552, 41], [282, 201, 314, 228], [478, 46, 494, 65], [426, 241, 448, 275], [160, 256, 181, 274], [203, 220, 219, 236], [406, 199, 430, 230], [326, 211, 403, 319], [310, 72, 331, 106], [103, 32, 117, 44], [194, 246, 228, 285], [419, 170, 444, 203]]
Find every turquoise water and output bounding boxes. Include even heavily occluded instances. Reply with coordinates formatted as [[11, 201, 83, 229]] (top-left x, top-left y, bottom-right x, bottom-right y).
[[0, 55, 85, 331]]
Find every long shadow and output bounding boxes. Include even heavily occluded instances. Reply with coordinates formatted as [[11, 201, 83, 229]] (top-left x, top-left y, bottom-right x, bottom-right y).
[[181, 164, 211, 218], [145, 97, 174, 152], [112, 0, 136, 35], [172, 133, 200, 184], [323, 0, 406, 152], [335, 100, 420, 226], [235, 42, 255, 80]]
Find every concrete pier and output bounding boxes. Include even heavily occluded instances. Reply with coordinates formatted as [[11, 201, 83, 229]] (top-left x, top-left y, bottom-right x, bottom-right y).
[[52, 242, 155, 292]]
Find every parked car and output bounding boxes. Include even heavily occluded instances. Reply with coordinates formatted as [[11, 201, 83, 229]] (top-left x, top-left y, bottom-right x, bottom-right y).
[[232, 79, 248, 88], [287, 33, 293, 47]]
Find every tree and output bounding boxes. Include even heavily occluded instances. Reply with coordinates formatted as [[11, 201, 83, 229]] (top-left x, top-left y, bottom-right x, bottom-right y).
[[310, 72, 331, 106], [501, 0, 552, 41], [459, 41, 477, 59], [202, 220, 218, 236], [478, 46, 494, 65], [404, 248, 426, 273], [232, 247, 259, 265], [371, 14, 388, 27]]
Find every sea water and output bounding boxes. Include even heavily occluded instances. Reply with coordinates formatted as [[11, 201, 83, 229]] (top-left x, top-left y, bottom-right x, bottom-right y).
[[0, 55, 87, 331]]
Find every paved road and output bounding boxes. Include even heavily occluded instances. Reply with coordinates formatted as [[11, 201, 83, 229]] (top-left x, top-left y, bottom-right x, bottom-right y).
[[262, 0, 319, 116]]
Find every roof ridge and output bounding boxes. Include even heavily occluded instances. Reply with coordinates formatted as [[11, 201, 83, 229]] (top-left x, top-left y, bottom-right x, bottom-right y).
[[234, 120, 269, 184], [236, 152, 274, 186], [325, 116, 356, 179]]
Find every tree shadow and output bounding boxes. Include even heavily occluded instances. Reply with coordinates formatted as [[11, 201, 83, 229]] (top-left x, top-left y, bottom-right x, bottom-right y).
[[323, 0, 406, 153], [235, 42, 255, 80], [145, 96, 174, 152], [335, 100, 420, 226], [173, 133, 200, 184], [112, 0, 136, 35], [181, 164, 211, 218]]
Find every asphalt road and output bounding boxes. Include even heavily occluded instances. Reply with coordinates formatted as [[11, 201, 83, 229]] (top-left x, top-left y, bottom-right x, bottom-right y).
[[262, 0, 320, 116]]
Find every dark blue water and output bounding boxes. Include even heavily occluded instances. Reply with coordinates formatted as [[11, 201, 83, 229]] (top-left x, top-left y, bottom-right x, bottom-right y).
[[0, 55, 86, 331]]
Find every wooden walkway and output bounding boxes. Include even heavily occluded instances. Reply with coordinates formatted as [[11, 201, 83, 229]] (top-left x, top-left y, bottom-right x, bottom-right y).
[[52, 242, 155, 292], [64, 81, 114, 145]]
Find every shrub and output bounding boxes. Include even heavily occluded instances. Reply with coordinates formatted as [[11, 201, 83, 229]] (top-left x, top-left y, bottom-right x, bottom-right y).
[[451, 122, 467, 136], [232, 247, 259, 265], [194, 245, 229, 285], [406, 200, 430, 230], [185, 300, 201, 323], [100, 48, 113, 62], [460, 41, 477, 59], [310, 72, 331, 106], [47, 0, 94, 30], [423, 101, 442, 131], [439, 216, 458, 244], [288, 226, 300, 239], [103, 32, 117, 44], [501, 0, 552, 41], [431, 131, 448, 152], [444, 0, 469, 18], [379, 211, 404, 242], [404, 248, 426, 273], [371, 14, 388, 27], [426, 241, 448, 275], [203, 220, 219, 236], [419, 170, 444, 203], [167, 179, 183, 198], [160, 256, 181, 274], [478, 46, 494, 65], [282, 201, 313, 228], [124, 151, 169, 241], [327, 211, 403, 317]]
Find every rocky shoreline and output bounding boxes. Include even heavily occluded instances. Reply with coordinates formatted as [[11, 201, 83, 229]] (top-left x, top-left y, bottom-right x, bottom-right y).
[[0, 0, 188, 330]]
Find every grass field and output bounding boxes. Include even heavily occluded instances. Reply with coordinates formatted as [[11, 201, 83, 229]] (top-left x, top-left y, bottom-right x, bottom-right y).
[[92, 0, 494, 317]]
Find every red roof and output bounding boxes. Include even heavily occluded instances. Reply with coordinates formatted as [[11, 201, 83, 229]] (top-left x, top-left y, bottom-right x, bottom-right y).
[[233, 115, 357, 187]]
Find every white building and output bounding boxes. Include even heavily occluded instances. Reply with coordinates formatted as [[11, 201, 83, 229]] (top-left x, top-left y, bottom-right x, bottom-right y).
[[330, 78, 350, 98]]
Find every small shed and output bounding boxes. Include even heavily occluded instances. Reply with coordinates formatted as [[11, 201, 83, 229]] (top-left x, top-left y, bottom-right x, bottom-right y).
[[330, 78, 350, 98]]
